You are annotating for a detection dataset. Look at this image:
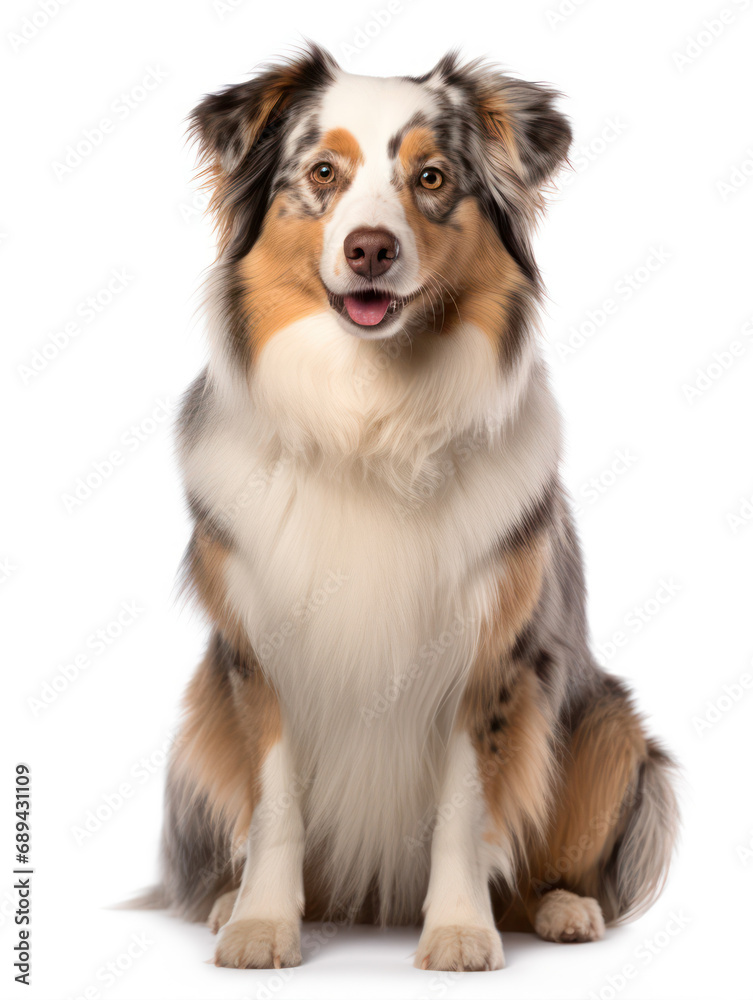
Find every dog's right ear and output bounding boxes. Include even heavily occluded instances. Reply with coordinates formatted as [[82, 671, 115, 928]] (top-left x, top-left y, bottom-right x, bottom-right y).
[[188, 45, 337, 257], [189, 44, 337, 176]]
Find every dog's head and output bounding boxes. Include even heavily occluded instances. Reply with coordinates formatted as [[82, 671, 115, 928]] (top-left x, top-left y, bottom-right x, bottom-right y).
[[191, 45, 570, 365]]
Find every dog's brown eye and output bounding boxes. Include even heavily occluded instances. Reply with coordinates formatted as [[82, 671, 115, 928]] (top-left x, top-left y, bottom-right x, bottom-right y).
[[419, 168, 443, 190], [312, 162, 336, 184]]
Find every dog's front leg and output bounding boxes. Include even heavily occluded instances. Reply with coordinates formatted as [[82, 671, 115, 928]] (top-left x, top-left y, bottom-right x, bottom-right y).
[[415, 728, 504, 972], [214, 735, 305, 969]]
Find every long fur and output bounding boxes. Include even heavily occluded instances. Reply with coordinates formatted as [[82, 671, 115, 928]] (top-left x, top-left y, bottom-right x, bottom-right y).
[[143, 46, 678, 961]]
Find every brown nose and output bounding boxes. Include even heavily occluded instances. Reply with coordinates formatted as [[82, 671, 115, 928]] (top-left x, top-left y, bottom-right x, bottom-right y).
[[343, 228, 398, 278]]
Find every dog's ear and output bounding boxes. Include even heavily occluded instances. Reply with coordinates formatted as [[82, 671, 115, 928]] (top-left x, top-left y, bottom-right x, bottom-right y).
[[472, 73, 572, 190], [428, 54, 571, 190], [189, 44, 337, 175], [429, 55, 571, 284], [188, 45, 337, 257]]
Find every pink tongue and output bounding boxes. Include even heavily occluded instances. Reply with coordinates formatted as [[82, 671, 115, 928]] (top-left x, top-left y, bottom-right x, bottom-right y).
[[344, 293, 391, 326]]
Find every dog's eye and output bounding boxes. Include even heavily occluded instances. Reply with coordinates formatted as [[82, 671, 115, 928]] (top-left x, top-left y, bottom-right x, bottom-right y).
[[419, 168, 443, 190], [312, 162, 336, 185]]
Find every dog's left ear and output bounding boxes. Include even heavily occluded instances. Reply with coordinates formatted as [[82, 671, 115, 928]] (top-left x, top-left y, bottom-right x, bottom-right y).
[[428, 55, 571, 283], [429, 54, 571, 190], [473, 73, 572, 190]]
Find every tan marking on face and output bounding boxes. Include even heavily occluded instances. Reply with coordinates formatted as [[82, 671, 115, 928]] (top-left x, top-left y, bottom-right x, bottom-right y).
[[239, 192, 328, 359], [321, 127, 364, 167], [398, 191, 529, 360], [398, 126, 443, 171]]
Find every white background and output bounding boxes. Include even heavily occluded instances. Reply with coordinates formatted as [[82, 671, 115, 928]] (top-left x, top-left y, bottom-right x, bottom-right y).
[[3, 0, 753, 997]]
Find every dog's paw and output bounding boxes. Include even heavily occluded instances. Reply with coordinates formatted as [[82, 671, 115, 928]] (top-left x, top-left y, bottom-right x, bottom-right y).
[[534, 890, 605, 943], [415, 924, 504, 972], [207, 889, 238, 935], [214, 918, 301, 969]]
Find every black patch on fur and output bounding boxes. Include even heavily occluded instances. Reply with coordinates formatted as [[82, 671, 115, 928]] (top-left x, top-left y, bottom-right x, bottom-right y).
[[488, 713, 506, 733], [161, 758, 234, 920], [532, 648, 555, 688], [477, 186, 540, 288], [496, 478, 557, 555], [510, 624, 534, 662], [292, 121, 322, 159], [212, 631, 257, 679], [186, 492, 233, 549], [387, 112, 429, 159], [499, 280, 536, 368], [178, 368, 212, 449], [216, 261, 254, 370]]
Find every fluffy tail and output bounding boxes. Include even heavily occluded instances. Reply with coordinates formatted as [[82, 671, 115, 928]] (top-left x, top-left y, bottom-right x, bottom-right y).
[[108, 885, 169, 911], [601, 738, 680, 924]]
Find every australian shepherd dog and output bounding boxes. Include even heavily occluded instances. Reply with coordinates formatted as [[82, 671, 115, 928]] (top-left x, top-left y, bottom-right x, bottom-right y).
[[145, 46, 678, 971]]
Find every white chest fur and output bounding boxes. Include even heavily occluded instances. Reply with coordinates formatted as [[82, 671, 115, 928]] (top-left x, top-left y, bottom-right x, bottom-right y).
[[183, 314, 560, 917]]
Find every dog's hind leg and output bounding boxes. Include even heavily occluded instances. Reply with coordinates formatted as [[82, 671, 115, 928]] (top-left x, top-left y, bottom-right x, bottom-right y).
[[522, 677, 678, 940], [160, 632, 283, 931]]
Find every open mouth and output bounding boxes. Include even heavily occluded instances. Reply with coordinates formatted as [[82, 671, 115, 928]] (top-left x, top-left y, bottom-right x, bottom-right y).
[[326, 288, 418, 329]]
